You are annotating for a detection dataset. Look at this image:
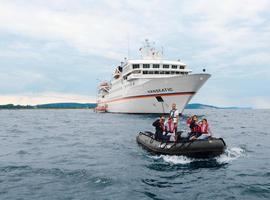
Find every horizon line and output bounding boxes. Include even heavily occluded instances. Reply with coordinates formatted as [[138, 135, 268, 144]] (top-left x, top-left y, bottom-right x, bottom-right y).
[[0, 102, 256, 109]]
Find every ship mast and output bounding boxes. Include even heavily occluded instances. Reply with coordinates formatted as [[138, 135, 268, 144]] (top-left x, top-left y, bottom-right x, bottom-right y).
[[139, 39, 163, 60]]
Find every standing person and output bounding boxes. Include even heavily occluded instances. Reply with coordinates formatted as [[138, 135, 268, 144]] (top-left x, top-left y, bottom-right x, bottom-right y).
[[169, 103, 179, 133], [165, 117, 176, 142], [152, 116, 167, 141]]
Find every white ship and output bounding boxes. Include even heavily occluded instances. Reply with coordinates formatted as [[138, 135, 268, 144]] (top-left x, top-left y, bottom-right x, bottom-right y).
[[96, 39, 211, 114]]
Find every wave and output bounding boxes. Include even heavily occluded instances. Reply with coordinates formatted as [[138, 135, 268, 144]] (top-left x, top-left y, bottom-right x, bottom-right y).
[[217, 147, 245, 163], [149, 147, 245, 165], [150, 155, 193, 164]]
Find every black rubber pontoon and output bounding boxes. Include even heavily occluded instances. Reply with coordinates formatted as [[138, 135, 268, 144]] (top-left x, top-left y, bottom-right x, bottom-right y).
[[136, 131, 226, 158]]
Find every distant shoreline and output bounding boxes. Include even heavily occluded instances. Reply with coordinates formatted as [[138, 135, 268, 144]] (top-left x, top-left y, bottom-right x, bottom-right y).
[[0, 103, 96, 110], [0, 103, 252, 110]]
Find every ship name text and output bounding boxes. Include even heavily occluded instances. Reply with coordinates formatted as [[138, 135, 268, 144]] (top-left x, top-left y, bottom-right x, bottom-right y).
[[147, 88, 173, 93]]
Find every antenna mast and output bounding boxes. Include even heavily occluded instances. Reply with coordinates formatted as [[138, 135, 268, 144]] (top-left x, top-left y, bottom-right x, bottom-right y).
[[127, 33, 130, 59]]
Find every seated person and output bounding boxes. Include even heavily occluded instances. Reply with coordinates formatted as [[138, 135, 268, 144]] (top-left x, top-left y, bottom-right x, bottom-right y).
[[186, 115, 194, 126], [187, 115, 200, 139], [152, 116, 167, 141], [190, 118, 212, 140], [197, 119, 212, 140]]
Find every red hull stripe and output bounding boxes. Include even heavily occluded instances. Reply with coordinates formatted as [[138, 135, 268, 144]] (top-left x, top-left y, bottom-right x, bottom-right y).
[[99, 91, 195, 104]]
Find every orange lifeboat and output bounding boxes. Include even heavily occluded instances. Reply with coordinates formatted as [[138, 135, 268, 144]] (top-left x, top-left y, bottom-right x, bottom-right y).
[[95, 105, 107, 112]]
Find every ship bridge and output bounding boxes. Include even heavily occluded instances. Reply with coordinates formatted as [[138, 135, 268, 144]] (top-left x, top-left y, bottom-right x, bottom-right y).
[[121, 59, 192, 81], [115, 39, 193, 81]]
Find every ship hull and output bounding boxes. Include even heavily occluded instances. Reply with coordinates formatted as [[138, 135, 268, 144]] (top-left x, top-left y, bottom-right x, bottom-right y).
[[97, 73, 210, 114]]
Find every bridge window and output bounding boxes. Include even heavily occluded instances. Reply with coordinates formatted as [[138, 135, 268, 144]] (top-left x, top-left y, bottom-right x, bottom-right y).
[[132, 64, 140, 69], [163, 64, 169, 69], [180, 65, 185, 69], [172, 65, 177, 69], [153, 64, 160, 68], [143, 64, 150, 68]]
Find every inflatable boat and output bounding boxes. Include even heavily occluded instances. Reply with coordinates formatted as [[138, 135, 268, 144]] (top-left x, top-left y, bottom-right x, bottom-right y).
[[136, 132, 226, 158]]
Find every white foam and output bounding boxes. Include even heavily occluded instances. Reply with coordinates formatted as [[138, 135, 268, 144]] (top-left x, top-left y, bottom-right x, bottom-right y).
[[94, 177, 109, 184], [148, 146, 245, 165], [94, 179, 101, 183], [217, 147, 245, 163], [148, 147, 245, 165], [150, 155, 193, 164]]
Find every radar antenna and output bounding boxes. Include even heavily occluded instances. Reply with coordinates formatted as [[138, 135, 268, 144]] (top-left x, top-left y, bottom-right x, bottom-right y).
[[139, 39, 163, 60]]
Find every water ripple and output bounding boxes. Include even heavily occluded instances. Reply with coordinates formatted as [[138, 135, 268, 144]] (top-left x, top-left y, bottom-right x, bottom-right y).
[[0, 109, 269, 200]]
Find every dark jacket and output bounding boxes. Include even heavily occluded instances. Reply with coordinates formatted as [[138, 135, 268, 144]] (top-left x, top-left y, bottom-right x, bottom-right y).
[[189, 120, 199, 133], [152, 119, 166, 140]]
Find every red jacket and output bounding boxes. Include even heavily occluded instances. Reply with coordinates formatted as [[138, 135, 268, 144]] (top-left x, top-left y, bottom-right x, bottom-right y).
[[186, 117, 192, 125], [166, 120, 175, 133], [198, 122, 209, 134]]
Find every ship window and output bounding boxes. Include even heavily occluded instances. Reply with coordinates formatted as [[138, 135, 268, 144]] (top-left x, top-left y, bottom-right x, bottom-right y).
[[160, 71, 165, 74], [132, 64, 140, 69], [153, 64, 160, 68], [176, 72, 180, 74], [143, 64, 150, 68], [171, 71, 175, 74], [149, 71, 154, 74], [163, 64, 169, 69], [172, 65, 177, 69], [154, 71, 159, 74], [165, 71, 170, 74], [143, 71, 148, 74], [180, 65, 185, 69], [133, 70, 141, 74]]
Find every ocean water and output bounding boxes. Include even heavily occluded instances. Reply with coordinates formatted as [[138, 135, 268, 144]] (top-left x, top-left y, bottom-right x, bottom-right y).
[[0, 109, 269, 200]]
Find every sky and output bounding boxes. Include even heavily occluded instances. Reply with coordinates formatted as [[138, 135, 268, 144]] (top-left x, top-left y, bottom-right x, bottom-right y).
[[0, 0, 270, 108]]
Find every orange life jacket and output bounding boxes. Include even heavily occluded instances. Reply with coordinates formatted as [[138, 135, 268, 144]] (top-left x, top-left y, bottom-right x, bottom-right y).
[[167, 120, 175, 133], [199, 123, 209, 134]]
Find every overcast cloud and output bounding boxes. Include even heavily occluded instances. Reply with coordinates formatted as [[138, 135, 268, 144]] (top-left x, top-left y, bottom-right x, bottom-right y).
[[0, 0, 270, 108]]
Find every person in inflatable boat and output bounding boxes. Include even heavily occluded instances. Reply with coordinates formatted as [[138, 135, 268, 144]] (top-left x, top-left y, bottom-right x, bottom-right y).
[[165, 117, 177, 142], [190, 118, 212, 140], [152, 116, 177, 142], [152, 116, 167, 140], [169, 103, 179, 133], [186, 115, 200, 138]]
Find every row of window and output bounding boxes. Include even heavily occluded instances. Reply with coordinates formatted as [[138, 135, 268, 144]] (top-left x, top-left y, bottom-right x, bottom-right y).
[[123, 70, 188, 81], [132, 64, 185, 69], [142, 71, 188, 75]]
